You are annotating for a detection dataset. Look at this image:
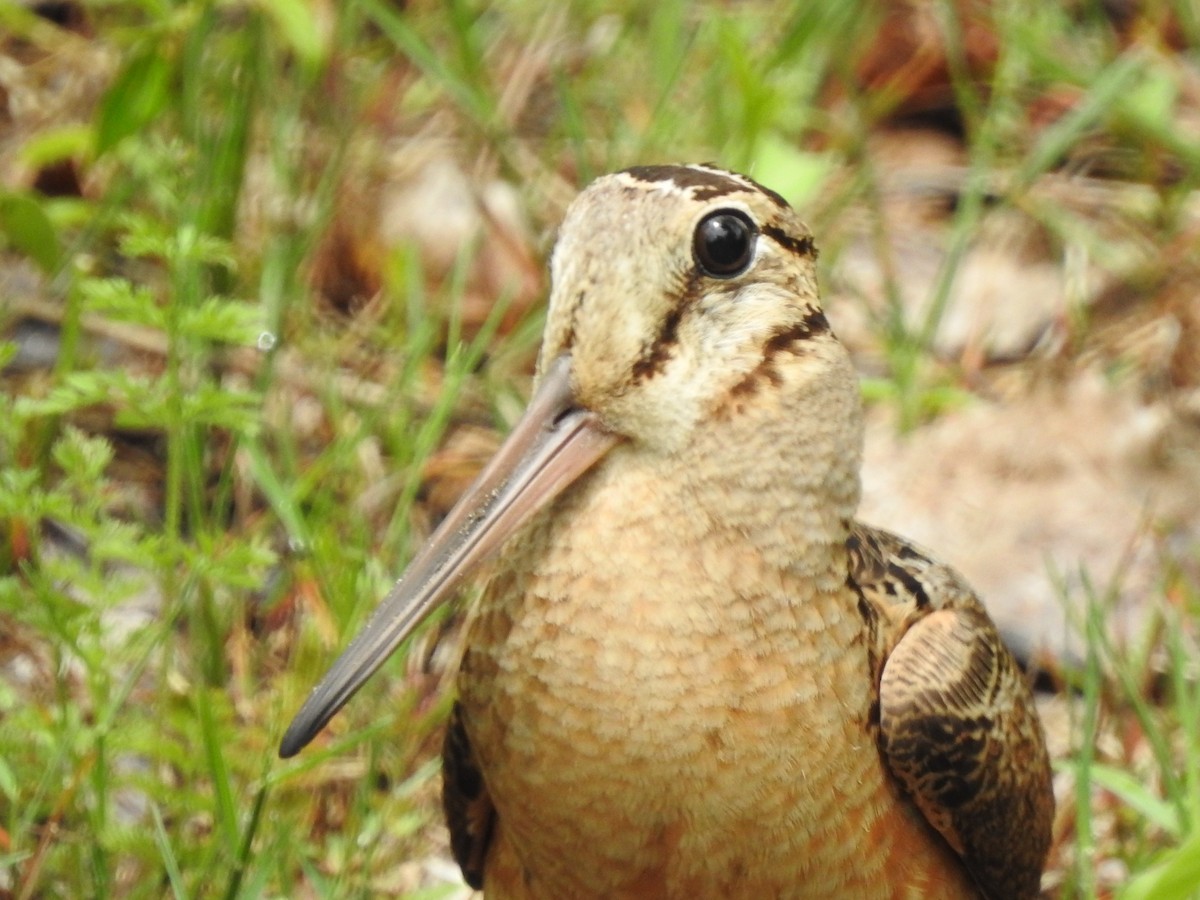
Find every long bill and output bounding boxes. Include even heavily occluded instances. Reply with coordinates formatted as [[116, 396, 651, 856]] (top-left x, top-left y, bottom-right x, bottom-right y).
[[279, 355, 618, 758]]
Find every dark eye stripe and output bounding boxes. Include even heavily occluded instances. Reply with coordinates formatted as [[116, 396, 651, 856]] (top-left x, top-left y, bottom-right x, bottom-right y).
[[627, 266, 706, 386], [723, 308, 832, 402], [631, 304, 685, 382], [761, 224, 816, 259]]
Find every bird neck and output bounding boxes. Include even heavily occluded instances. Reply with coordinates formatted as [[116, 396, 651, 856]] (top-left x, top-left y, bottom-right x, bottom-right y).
[[664, 350, 864, 576]]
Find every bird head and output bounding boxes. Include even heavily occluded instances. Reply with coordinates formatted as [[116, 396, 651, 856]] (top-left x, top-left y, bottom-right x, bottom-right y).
[[279, 164, 854, 757]]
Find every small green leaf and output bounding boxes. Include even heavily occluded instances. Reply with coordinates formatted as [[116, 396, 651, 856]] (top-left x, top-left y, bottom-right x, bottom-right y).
[[94, 45, 173, 156], [51, 427, 115, 486], [1118, 69, 1178, 134], [750, 135, 834, 208], [257, 0, 328, 68], [1121, 827, 1200, 900], [1084, 762, 1182, 836], [80, 277, 165, 330], [180, 297, 264, 345], [18, 124, 92, 170], [0, 756, 17, 802], [0, 191, 61, 273]]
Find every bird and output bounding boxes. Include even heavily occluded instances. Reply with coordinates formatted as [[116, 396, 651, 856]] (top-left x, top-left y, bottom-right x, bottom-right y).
[[280, 163, 1054, 899]]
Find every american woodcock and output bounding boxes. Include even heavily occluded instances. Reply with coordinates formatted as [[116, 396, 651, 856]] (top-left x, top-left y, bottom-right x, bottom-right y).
[[280, 164, 1054, 899]]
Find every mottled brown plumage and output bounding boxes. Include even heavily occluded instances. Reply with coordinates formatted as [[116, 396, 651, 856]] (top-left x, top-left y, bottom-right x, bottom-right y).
[[849, 525, 1054, 899], [281, 164, 1054, 898]]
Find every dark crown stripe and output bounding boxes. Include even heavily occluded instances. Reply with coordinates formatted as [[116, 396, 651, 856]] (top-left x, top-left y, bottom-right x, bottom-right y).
[[623, 165, 790, 210], [736, 175, 789, 210]]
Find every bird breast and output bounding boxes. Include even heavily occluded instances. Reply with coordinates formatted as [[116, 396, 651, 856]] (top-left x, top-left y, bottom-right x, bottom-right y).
[[453, 422, 901, 896]]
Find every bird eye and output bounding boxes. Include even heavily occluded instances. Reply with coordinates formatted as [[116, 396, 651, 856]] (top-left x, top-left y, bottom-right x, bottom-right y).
[[693, 209, 757, 278]]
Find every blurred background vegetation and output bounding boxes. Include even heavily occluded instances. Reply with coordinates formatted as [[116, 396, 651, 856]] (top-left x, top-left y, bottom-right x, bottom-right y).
[[2, 0, 1200, 897]]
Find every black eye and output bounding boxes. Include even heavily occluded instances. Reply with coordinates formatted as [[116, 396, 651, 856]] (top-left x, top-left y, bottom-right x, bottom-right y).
[[693, 209, 756, 278]]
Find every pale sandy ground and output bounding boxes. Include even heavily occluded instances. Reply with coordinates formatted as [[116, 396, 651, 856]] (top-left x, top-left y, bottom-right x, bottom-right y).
[[825, 138, 1200, 670]]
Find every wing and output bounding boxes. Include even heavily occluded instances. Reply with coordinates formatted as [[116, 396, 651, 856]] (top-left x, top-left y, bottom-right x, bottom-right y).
[[442, 701, 495, 889], [848, 523, 1054, 900]]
